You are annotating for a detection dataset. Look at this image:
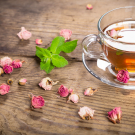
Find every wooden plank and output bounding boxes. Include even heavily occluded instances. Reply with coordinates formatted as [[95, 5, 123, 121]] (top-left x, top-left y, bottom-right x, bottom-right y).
[[0, 55, 135, 134], [0, 0, 135, 135]]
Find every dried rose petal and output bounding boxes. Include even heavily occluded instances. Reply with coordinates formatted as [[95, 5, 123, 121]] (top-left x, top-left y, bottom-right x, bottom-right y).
[[36, 39, 42, 45], [107, 107, 122, 124], [0, 83, 10, 95], [110, 29, 117, 38], [84, 87, 98, 96], [67, 93, 79, 103], [117, 70, 129, 83], [60, 29, 72, 41], [78, 106, 95, 120], [17, 27, 32, 40], [11, 59, 24, 68], [39, 77, 58, 90], [31, 95, 45, 109], [3, 64, 13, 74], [86, 4, 93, 10], [68, 88, 73, 94], [0, 56, 12, 67], [19, 78, 27, 85], [58, 85, 69, 97]]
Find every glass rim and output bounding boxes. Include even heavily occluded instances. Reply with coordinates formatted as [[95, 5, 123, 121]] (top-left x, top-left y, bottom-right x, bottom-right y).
[[98, 6, 135, 44]]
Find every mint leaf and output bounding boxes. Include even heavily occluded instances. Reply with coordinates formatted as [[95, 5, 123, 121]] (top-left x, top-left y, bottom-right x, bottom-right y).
[[50, 36, 65, 54], [40, 58, 55, 74], [116, 49, 124, 55], [62, 40, 78, 53], [36, 46, 52, 58], [52, 54, 68, 67], [36, 46, 45, 59], [41, 57, 47, 62]]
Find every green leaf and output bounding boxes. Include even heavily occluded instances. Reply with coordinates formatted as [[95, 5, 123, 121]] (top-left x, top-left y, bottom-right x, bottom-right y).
[[36, 46, 44, 59], [36, 46, 52, 58], [41, 57, 47, 62], [52, 54, 68, 68], [50, 36, 65, 54], [62, 40, 78, 53], [116, 49, 124, 55], [47, 46, 50, 51], [40, 58, 55, 74]]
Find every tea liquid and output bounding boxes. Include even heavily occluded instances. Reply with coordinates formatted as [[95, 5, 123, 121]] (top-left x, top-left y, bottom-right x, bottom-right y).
[[103, 21, 135, 72]]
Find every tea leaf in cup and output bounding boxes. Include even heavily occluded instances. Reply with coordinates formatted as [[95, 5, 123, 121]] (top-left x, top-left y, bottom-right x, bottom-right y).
[[116, 49, 124, 55]]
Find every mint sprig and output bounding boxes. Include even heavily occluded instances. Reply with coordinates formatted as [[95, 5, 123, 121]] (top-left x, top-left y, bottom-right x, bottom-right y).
[[36, 36, 78, 74]]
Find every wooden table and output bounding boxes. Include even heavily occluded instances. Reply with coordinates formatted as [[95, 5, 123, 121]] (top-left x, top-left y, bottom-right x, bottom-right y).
[[0, 0, 135, 135]]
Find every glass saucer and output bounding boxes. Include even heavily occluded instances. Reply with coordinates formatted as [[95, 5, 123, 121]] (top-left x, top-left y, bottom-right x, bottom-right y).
[[82, 53, 135, 90]]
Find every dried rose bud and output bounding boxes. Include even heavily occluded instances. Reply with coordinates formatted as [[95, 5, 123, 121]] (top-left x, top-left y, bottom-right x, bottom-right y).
[[107, 107, 122, 124], [117, 70, 129, 83], [31, 95, 45, 109], [58, 85, 69, 97], [84, 87, 98, 96], [60, 29, 72, 41], [11, 59, 24, 68], [0, 56, 12, 67], [36, 39, 42, 45], [7, 78, 13, 85], [17, 27, 32, 40], [39, 77, 58, 90], [3, 64, 13, 74], [19, 78, 27, 85], [67, 93, 79, 103], [0, 83, 10, 95], [0, 68, 4, 76], [78, 106, 95, 120], [110, 29, 117, 38], [86, 4, 93, 10]]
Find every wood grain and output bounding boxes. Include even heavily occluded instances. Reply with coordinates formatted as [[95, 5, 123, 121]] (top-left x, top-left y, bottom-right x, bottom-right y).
[[0, 0, 135, 135]]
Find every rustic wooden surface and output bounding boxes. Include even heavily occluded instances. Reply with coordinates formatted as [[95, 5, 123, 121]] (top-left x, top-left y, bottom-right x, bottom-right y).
[[1, 0, 135, 135]]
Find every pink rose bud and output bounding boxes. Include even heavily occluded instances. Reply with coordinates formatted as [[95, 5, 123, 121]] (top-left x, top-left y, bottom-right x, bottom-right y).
[[31, 95, 45, 109], [3, 64, 13, 74], [58, 85, 69, 97], [107, 107, 122, 124], [17, 27, 32, 40], [78, 106, 95, 120], [36, 39, 42, 45], [0, 68, 4, 76], [11, 59, 24, 68], [60, 29, 72, 41], [19, 78, 27, 85], [0, 56, 12, 67], [67, 93, 79, 103], [39, 77, 58, 90], [110, 29, 117, 37], [86, 4, 93, 10], [0, 83, 10, 95], [117, 70, 129, 83], [84, 87, 98, 96]]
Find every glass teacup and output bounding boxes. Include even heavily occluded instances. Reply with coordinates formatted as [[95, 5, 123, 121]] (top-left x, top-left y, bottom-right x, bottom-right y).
[[82, 6, 135, 73]]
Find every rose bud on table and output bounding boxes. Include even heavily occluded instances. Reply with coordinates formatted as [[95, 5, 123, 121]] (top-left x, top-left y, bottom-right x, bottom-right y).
[[17, 27, 32, 40], [0, 83, 10, 95]]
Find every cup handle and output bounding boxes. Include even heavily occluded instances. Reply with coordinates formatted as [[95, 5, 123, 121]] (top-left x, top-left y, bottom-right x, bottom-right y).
[[82, 34, 108, 61]]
